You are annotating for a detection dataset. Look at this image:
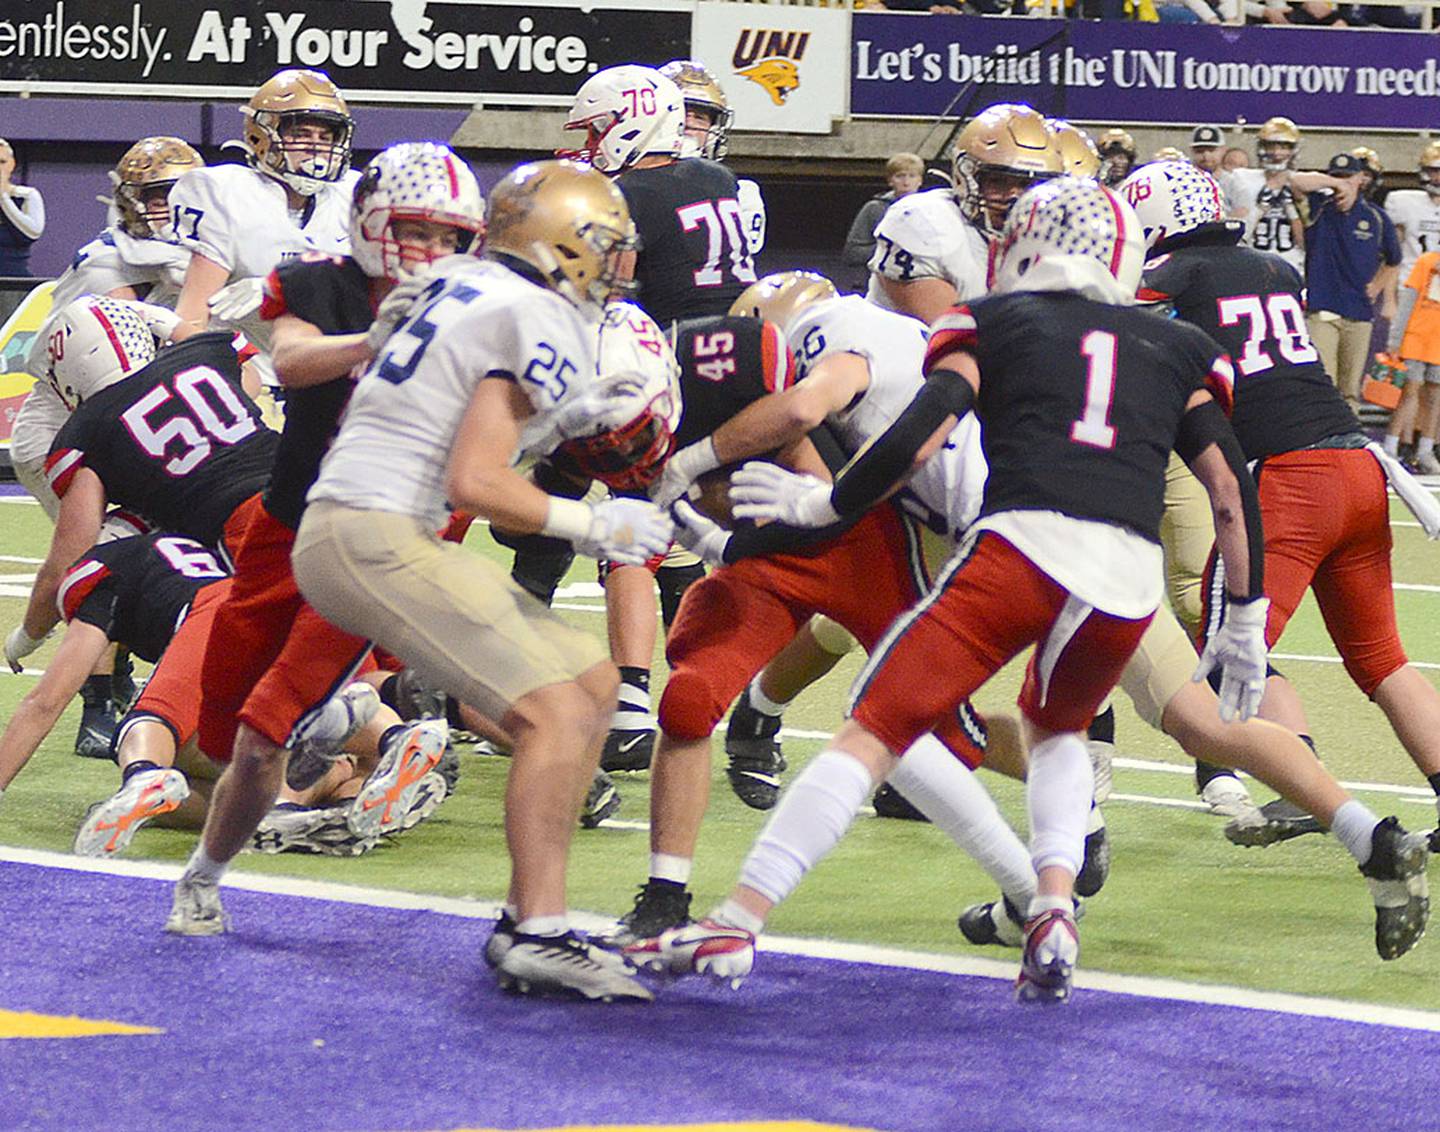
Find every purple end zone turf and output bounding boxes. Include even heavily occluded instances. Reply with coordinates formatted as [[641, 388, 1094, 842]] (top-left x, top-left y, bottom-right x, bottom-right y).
[[1, 861, 1436, 1132]]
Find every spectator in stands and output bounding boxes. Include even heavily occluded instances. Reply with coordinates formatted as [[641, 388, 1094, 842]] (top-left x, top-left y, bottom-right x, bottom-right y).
[[842, 153, 925, 292], [1305, 152, 1401, 412], [0, 140, 44, 277], [1223, 147, 1251, 173], [1189, 126, 1227, 175], [1154, 0, 1222, 22]]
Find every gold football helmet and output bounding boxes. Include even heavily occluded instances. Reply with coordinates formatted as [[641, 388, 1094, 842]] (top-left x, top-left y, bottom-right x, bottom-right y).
[[729, 271, 837, 333], [111, 136, 204, 239], [660, 59, 734, 161], [953, 104, 1062, 237], [1153, 146, 1187, 162], [1096, 128, 1137, 186], [1420, 142, 1440, 198], [242, 69, 354, 196], [1047, 120, 1101, 179], [485, 160, 637, 314], [1257, 116, 1301, 172], [1350, 146, 1382, 178]]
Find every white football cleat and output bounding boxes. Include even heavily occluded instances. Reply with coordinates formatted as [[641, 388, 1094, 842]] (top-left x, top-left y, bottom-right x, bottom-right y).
[[73, 768, 189, 858], [624, 918, 756, 988]]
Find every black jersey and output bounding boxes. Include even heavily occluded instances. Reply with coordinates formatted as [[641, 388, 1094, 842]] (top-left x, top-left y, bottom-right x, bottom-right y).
[[45, 333, 277, 548], [258, 253, 373, 529], [58, 533, 228, 663], [620, 158, 756, 328], [672, 314, 792, 449], [929, 292, 1228, 543], [1139, 235, 1358, 459]]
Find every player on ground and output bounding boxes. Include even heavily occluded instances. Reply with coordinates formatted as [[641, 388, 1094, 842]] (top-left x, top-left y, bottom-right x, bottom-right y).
[[285, 161, 673, 1002], [629, 177, 1272, 1004]]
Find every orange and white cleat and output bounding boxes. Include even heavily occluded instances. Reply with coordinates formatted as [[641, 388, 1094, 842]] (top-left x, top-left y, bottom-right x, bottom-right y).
[[73, 768, 190, 857], [345, 719, 448, 838]]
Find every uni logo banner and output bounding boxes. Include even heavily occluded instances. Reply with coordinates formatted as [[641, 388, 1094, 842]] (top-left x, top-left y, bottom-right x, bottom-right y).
[[692, 1, 848, 135]]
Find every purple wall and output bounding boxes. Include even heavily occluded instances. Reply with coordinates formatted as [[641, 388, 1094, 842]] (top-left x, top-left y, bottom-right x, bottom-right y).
[[0, 96, 479, 278]]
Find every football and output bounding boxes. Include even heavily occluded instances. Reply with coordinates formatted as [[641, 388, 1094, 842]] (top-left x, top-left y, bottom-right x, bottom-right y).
[[686, 467, 737, 529]]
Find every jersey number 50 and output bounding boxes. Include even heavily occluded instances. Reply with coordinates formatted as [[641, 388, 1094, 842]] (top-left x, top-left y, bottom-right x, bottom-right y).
[[120, 366, 257, 477]]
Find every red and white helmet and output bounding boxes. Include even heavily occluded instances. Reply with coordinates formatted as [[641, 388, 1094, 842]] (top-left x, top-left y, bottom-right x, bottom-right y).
[[1117, 160, 1225, 251], [559, 65, 685, 175], [45, 296, 157, 409], [560, 301, 682, 490], [350, 142, 486, 281], [991, 176, 1145, 303]]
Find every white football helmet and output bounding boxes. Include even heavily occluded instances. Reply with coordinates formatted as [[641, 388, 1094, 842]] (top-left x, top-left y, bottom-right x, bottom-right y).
[[1117, 160, 1225, 250], [559, 65, 685, 175], [350, 143, 486, 281], [46, 296, 158, 409], [991, 176, 1145, 304], [559, 301, 682, 490]]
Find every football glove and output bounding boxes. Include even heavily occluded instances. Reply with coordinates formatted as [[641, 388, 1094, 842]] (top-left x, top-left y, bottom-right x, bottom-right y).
[[729, 461, 840, 529], [670, 500, 730, 567], [1193, 596, 1270, 722], [575, 498, 674, 566], [128, 301, 183, 343], [366, 274, 433, 355], [207, 277, 265, 322], [650, 438, 719, 510], [5, 624, 47, 674]]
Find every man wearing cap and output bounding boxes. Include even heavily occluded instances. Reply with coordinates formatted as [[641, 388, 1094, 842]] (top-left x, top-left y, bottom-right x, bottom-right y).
[[1190, 126, 1228, 174], [1304, 152, 1401, 411]]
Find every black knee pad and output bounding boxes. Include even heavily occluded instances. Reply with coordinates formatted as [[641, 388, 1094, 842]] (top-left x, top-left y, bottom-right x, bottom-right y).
[[657, 562, 706, 627]]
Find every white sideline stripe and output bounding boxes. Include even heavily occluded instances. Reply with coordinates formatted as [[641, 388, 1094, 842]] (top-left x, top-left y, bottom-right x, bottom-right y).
[[0, 555, 41, 564], [0, 496, 39, 505], [1271, 650, 1440, 671], [2, 843, 1437, 1033]]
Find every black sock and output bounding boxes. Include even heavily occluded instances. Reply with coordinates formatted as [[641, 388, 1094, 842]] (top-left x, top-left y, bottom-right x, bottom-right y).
[[80, 674, 114, 708], [120, 760, 162, 783], [1195, 760, 1238, 788], [647, 877, 686, 893], [377, 673, 402, 713], [1087, 705, 1115, 744], [657, 562, 705, 627], [1428, 772, 1440, 797]]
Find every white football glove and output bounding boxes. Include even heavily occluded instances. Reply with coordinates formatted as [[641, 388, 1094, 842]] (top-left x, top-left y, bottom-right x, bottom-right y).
[[127, 301, 183, 343], [5, 625, 47, 674], [729, 461, 840, 529], [650, 438, 719, 510], [670, 500, 730, 567], [1193, 596, 1270, 723], [575, 498, 674, 566], [366, 274, 434, 355], [207, 277, 265, 323]]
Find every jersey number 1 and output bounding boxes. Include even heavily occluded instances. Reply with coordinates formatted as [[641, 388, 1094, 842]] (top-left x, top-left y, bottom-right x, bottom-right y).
[[1071, 330, 1118, 450]]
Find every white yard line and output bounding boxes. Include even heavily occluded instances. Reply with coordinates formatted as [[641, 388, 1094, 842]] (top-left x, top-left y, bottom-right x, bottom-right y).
[[2, 844, 1436, 1033]]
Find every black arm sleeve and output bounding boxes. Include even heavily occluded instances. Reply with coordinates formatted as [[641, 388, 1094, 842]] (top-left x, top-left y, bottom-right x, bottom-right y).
[[722, 514, 860, 564], [829, 368, 976, 517], [1176, 400, 1265, 602]]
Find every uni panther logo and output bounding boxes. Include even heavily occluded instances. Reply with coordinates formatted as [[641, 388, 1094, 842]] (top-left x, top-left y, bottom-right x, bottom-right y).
[[732, 28, 809, 106]]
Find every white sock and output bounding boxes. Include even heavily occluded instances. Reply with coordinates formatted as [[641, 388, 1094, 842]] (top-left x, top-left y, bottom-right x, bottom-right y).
[[515, 914, 568, 938], [1026, 732, 1094, 877], [713, 898, 765, 935], [887, 733, 1036, 908], [184, 843, 229, 884], [1384, 433, 1401, 456], [1027, 892, 1072, 920], [748, 673, 789, 717], [738, 749, 875, 906], [650, 852, 692, 886], [1330, 799, 1380, 866]]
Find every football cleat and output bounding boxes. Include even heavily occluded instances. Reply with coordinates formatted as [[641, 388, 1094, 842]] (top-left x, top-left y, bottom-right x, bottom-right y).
[[600, 727, 655, 773], [1075, 804, 1110, 898], [164, 872, 228, 936], [391, 667, 447, 720], [1086, 738, 1115, 805], [250, 802, 378, 856], [724, 693, 787, 811], [1015, 905, 1080, 1005], [603, 880, 693, 948], [496, 931, 653, 1002], [73, 768, 189, 858], [1359, 816, 1430, 960], [579, 770, 621, 828], [958, 894, 1026, 948], [346, 719, 448, 839], [624, 918, 756, 987], [483, 909, 517, 970], [1199, 772, 1254, 818], [287, 681, 382, 791], [74, 690, 119, 761], [389, 771, 450, 835], [1224, 796, 1324, 847], [872, 782, 930, 822], [434, 743, 462, 793]]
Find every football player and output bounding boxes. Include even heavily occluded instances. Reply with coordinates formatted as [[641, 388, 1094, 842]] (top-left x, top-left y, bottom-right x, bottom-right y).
[[1047, 120, 1101, 179], [12, 135, 202, 756], [867, 102, 1061, 323], [178, 142, 488, 899], [633, 177, 1272, 1004], [169, 69, 359, 384], [6, 297, 278, 676], [282, 160, 672, 1002], [1096, 128, 1138, 187], [1125, 160, 1435, 958]]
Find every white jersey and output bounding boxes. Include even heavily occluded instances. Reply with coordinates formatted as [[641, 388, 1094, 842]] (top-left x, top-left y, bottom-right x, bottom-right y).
[[1225, 168, 1305, 273], [737, 177, 766, 255], [787, 294, 986, 539], [1385, 189, 1440, 279], [865, 188, 989, 311], [309, 259, 598, 530]]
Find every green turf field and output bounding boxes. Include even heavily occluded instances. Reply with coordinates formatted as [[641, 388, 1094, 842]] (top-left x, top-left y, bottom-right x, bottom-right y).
[[2, 493, 1437, 1011]]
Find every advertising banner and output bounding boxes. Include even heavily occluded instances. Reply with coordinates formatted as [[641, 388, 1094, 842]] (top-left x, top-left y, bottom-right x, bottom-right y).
[[0, 0, 692, 105], [0, 283, 53, 451], [691, 1, 848, 135], [852, 13, 1440, 130]]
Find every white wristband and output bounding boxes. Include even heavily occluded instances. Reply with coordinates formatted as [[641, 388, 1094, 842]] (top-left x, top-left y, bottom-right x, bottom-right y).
[[540, 497, 593, 543], [679, 437, 721, 480]]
